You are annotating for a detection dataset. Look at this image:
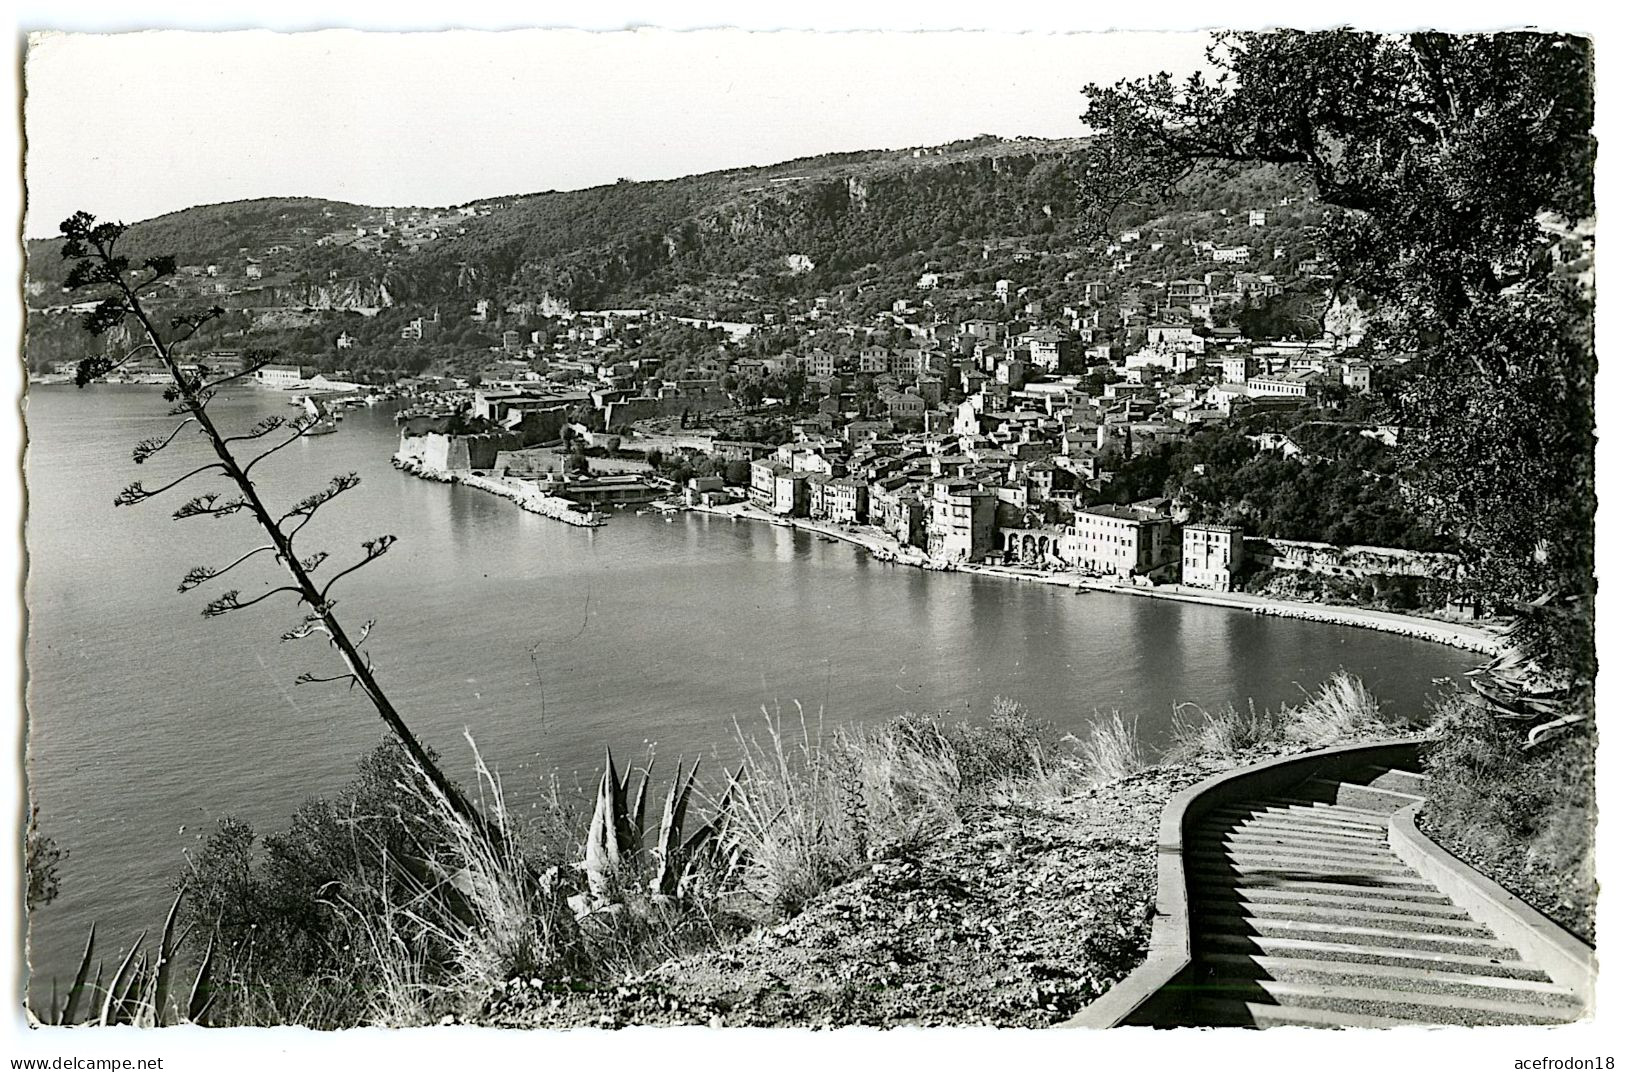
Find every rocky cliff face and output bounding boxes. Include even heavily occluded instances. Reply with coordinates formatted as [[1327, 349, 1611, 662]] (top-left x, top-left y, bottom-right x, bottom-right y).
[[293, 277, 396, 311], [409, 144, 1091, 309]]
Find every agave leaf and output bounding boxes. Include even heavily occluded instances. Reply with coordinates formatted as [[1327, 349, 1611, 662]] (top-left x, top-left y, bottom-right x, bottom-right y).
[[187, 929, 217, 1025], [60, 924, 96, 1025], [606, 749, 639, 858], [625, 759, 652, 856], [653, 759, 699, 896], [106, 951, 146, 1027], [583, 750, 623, 901], [153, 889, 185, 1027], [682, 763, 744, 860], [99, 934, 145, 1027], [89, 962, 105, 1026]]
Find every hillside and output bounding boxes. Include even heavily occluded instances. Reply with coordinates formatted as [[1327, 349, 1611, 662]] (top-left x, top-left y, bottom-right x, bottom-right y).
[[24, 134, 1318, 375]]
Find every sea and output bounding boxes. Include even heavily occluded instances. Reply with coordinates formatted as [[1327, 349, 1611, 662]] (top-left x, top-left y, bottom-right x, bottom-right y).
[[21, 384, 1478, 992]]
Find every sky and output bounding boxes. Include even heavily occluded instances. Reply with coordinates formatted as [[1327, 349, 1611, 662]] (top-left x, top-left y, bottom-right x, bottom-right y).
[[22, 30, 1216, 238]]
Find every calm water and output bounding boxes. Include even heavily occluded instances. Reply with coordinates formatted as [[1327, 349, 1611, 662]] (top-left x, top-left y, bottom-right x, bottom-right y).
[[23, 385, 1475, 988]]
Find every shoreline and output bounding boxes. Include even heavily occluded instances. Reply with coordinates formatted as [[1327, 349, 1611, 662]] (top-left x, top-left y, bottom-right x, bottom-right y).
[[687, 499, 1504, 656], [392, 456, 607, 527], [392, 464, 1501, 656]]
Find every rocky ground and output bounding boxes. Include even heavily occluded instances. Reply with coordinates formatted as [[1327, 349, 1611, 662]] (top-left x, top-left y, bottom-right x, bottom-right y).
[[477, 758, 1246, 1029]]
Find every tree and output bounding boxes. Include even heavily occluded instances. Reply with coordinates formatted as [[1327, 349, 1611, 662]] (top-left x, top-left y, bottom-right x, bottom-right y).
[[56, 212, 503, 853], [1078, 30, 1595, 672]]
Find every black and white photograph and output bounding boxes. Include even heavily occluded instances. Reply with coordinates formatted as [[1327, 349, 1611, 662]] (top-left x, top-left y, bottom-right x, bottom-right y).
[[6, 4, 1610, 1066]]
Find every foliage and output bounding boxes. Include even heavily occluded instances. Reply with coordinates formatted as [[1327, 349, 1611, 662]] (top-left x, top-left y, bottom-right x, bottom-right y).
[[1098, 422, 1445, 550], [1283, 672, 1393, 747], [727, 699, 1072, 916], [56, 210, 500, 851], [1422, 693, 1595, 942], [1079, 30, 1595, 673], [1163, 670, 1405, 763], [1164, 700, 1283, 764], [37, 890, 212, 1027], [170, 740, 582, 1025]]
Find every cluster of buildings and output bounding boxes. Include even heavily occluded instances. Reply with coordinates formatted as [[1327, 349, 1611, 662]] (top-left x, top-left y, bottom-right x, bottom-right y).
[[742, 426, 1251, 589]]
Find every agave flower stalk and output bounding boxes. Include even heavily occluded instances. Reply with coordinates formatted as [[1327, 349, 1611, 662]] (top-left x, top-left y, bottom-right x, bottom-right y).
[[56, 211, 501, 853]]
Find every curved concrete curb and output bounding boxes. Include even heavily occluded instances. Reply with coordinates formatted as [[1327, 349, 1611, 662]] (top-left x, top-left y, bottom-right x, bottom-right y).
[[1389, 802, 1596, 1014], [1062, 736, 1425, 1029]]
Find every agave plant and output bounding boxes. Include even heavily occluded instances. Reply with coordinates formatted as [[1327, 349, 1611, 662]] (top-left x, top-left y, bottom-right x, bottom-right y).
[[580, 751, 740, 909], [41, 889, 217, 1027], [1465, 591, 1594, 749], [582, 749, 651, 903]]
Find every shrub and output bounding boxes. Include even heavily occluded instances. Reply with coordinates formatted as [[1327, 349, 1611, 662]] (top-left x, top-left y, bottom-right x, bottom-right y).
[[175, 738, 586, 1026], [725, 699, 1072, 915], [1422, 693, 1596, 941], [727, 704, 864, 916], [947, 696, 1068, 797]]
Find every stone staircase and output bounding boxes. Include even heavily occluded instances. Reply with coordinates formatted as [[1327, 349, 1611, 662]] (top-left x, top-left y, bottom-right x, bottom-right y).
[[1175, 763, 1586, 1028]]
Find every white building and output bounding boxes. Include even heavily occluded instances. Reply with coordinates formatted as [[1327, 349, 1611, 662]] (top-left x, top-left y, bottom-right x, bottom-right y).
[[1074, 505, 1174, 578], [1181, 523, 1244, 590], [254, 364, 306, 389]]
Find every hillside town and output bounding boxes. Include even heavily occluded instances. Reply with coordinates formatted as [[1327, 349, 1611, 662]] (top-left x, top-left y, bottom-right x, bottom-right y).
[[32, 161, 1582, 613], [378, 253, 1466, 602]]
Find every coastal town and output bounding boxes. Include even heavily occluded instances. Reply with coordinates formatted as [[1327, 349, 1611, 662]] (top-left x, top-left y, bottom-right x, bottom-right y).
[[33, 174, 1569, 644]]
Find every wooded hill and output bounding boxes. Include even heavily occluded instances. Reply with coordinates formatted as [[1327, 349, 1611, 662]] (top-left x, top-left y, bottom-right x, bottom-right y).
[[26, 134, 1315, 319]]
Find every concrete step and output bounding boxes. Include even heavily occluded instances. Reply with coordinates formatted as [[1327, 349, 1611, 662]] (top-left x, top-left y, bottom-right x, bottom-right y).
[[1208, 885, 1465, 916], [1296, 778, 1426, 815], [1353, 765, 1429, 795], [1192, 977, 1580, 1026], [1249, 798, 1394, 824], [1196, 869, 1453, 902], [1195, 823, 1396, 852], [1199, 953, 1576, 1007], [1187, 997, 1410, 1029], [1191, 844, 1415, 874], [1202, 838, 1405, 867], [1198, 914, 1511, 956], [1198, 932, 1547, 980], [1209, 802, 1389, 830], [1194, 897, 1495, 937], [1203, 822, 1390, 850], [1207, 813, 1391, 841], [1188, 862, 1436, 892]]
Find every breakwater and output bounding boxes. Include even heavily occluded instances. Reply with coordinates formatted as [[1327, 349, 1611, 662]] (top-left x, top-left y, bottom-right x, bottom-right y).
[[391, 454, 606, 527]]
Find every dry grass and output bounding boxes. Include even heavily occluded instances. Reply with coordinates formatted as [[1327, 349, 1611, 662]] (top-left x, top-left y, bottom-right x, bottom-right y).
[[1164, 699, 1285, 764], [314, 733, 584, 1025], [727, 703, 865, 916], [1078, 710, 1150, 783], [1161, 672, 1400, 766], [1282, 671, 1390, 747], [725, 699, 1072, 915]]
